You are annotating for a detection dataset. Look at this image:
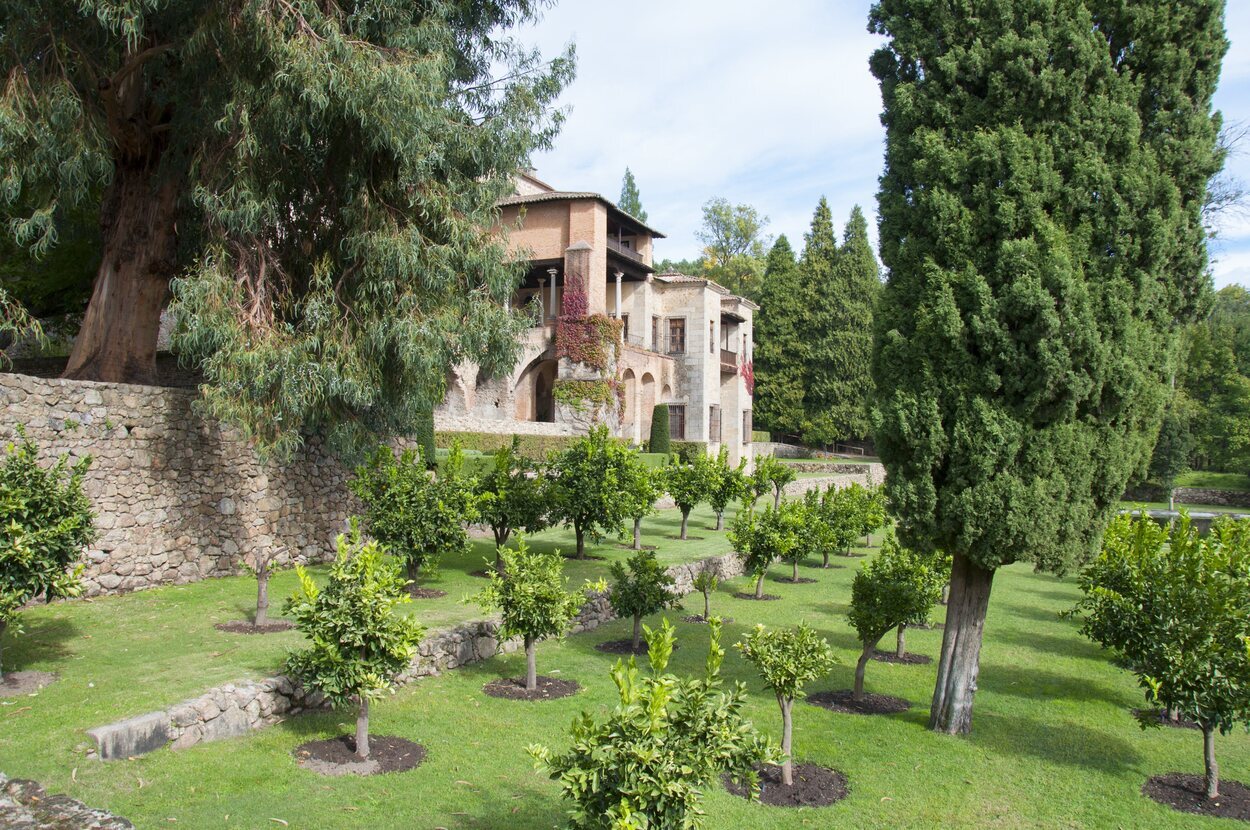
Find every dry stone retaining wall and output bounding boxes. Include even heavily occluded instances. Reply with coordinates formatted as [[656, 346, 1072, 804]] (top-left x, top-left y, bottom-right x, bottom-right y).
[[87, 551, 746, 760]]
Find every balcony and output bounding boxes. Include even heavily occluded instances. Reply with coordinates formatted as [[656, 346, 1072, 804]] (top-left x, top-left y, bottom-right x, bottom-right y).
[[720, 348, 738, 373], [606, 237, 646, 265]]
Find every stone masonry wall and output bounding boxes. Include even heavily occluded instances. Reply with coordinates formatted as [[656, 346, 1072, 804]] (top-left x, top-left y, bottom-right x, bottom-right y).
[[87, 551, 747, 759]]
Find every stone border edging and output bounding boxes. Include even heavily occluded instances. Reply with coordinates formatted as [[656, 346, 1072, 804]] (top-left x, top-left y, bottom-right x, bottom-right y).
[[85, 551, 746, 760]]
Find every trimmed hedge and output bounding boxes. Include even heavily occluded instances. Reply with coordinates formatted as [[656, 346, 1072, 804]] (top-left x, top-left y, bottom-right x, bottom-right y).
[[434, 431, 625, 462], [649, 404, 671, 455], [637, 452, 671, 469], [671, 441, 708, 462]]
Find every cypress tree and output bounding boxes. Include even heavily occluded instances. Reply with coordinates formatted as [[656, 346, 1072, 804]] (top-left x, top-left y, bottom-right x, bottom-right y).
[[649, 404, 671, 455], [869, 0, 1226, 735], [753, 236, 807, 439], [618, 168, 648, 222]]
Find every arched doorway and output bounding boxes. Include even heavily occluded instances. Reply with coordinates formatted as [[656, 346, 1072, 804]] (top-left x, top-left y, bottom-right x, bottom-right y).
[[621, 369, 638, 442], [515, 357, 558, 422], [640, 372, 656, 442]]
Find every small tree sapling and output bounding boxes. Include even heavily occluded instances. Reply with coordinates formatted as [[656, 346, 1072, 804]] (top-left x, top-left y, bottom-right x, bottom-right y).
[[241, 546, 286, 628], [475, 437, 548, 571], [707, 447, 747, 531], [528, 619, 777, 830], [546, 426, 632, 559], [621, 455, 662, 550], [729, 501, 805, 599], [1073, 512, 1250, 800], [752, 455, 796, 510], [847, 536, 943, 699], [472, 538, 588, 691], [284, 527, 425, 760], [663, 453, 711, 540], [736, 623, 837, 786], [858, 484, 888, 547], [608, 550, 680, 651], [692, 567, 719, 621], [0, 430, 94, 679]]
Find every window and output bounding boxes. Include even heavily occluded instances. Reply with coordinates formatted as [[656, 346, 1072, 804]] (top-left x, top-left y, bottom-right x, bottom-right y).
[[669, 405, 686, 440], [667, 318, 686, 355], [652, 315, 661, 351], [743, 410, 752, 443], [709, 405, 721, 443], [709, 320, 716, 354], [621, 314, 630, 340]]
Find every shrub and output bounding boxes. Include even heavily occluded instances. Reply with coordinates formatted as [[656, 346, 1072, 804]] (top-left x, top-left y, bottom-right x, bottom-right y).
[[475, 437, 547, 568], [692, 565, 719, 620], [736, 623, 837, 786], [1072, 512, 1250, 799], [350, 444, 477, 587], [663, 452, 711, 540], [284, 527, 425, 759], [847, 535, 944, 699], [528, 619, 777, 829], [472, 538, 588, 691], [649, 404, 671, 454], [608, 550, 680, 650], [729, 500, 805, 598], [0, 430, 95, 679], [706, 446, 747, 531], [546, 425, 634, 559]]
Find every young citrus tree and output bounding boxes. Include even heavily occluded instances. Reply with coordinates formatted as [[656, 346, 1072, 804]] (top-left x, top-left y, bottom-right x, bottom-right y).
[[847, 536, 944, 700], [857, 484, 887, 547], [621, 456, 662, 551], [736, 623, 836, 787], [1073, 512, 1250, 799], [692, 565, 719, 621], [284, 527, 425, 760], [350, 445, 477, 591], [473, 538, 588, 692], [528, 619, 777, 829], [664, 453, 711, 540], [0, 431, 95, 679], [752, 455, 796, 510], [814, 485, 861, 565], [546, 426, 633, 559], [707, 447, 747, 531], [608, 550, 680, 651], [729, 501, 805, 599], [475, 438, 547, 570]]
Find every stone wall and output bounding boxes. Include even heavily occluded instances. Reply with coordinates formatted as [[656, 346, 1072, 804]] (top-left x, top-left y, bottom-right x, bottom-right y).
[[86, 551, 745, 760], [1123, 484, 1250, 509]]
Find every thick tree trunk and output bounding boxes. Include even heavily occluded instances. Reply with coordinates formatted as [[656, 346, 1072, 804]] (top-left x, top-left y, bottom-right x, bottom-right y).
[[896, 624, 907, 659], [494, 526, 510, 548], [854, 639, 879, 700], [255, 568, 270, 627], [715, 511, 725, 531], [575, 525, 585, 559], [779, 696, 794, 786], [631, 615, 642, 651], [1205, 725, 1219, 799], [755, 573, 765, 599], [355, 696, 370, 760], [680, 510, 689, 540], [64, 160, 177, 385], [822, 550, 830, 568], [525, 636, 537, 691], [929, 552, 996, 735], [407, 560, 421, 587], [633, 517, 642, 550]]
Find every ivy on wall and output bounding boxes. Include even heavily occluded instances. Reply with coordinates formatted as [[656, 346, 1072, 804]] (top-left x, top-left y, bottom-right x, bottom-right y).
[[556, 314, 623, 371], [553, 376, 626, 424], [740, 360, 755, 395]]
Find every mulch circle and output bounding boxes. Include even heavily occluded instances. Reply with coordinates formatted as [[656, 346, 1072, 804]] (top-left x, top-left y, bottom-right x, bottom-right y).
[[214, 620, 294, 635], [723, 763, 849, 808], [294, 735, 426, 777], [806, 562, 845, 570], [561, 553, 606, 562], [409, 587, 447, 599], [872, 650, 933, 665], [1143, 773, 1250, 821], [682, 614, 735, 625], [775, 576, 818, 584], [0, 671, 58, 698], [734, 591, 781, 601], [807, 689, 911, 716], [666, 535, 706, 541], [1133, 708, 1201, 730], [616, 544, 658, 551], [482, 676, 580, 701], [594, 639, 679, 656]]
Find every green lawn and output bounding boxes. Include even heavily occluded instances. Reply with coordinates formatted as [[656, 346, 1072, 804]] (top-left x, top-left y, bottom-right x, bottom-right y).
[[1174, 471, 1250, 492], [1120, 500, 1250, 515], [2, 506, 1248, 829]]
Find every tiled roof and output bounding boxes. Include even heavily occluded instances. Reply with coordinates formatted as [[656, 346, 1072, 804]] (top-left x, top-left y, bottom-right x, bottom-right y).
[[497, 191, 666, 239], [655, 272, 758, 310]]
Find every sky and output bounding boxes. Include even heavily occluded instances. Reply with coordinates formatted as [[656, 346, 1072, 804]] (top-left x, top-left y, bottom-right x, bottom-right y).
[[520, 1, 1250, 289]]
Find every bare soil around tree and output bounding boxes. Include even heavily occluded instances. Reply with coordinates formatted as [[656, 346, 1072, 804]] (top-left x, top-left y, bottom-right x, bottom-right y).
[[807, 689, 910, 716], [214, 621, 294, 635], [722, 763, 849, 808], [0, 672, 57, 698], [482, 676, 579, 701], [1142, 773, 1250, 821], [294, 735, 425, 777]]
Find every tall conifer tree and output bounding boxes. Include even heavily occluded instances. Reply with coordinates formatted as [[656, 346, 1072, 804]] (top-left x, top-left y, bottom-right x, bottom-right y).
[[754, 235, 807, 438], [870, 0, 1226, 735], [618, 168, 647, 222]]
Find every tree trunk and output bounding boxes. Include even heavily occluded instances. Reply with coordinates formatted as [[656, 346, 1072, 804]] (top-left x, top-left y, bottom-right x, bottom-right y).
[[896, 624, 907, 659], [779, 696, 794, 786], [854, 639, 879, 700], [680, 510, 689, 540], [703, 589, 711, 619], [929, 552, 996, 735], [407, 560, 421, 587], [525, 636, 537, 691], [792, 559, 799, 581], [755, 573, 766, 599], [631, 615, 642, 651], [715, 511, 725, 531], [1169, 489, 1176, 511], [941, 582, 950, 605], [1168, 707, 1180, 723], [822, 550, 830, 568], [633, 517, 642, 550], [774, 488, 782, 510], [355, 696, 370, 760], [575, 525, 585, 559], [1205, 725, 1219, 799], [255, 567, 270, 627], [64, 159, 178, 385], [864, 533, 871, 547], [494, 525, 510, 548]]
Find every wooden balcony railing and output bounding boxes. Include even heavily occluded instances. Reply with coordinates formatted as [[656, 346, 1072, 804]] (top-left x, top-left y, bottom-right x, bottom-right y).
[[720, 348, 738, 372]]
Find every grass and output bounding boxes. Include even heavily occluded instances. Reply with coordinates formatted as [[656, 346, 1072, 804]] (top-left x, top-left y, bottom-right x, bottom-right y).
[[1174, 471, 1250, 492], [3, 505, 1249, 828], [1120, 501, 1250, 515]]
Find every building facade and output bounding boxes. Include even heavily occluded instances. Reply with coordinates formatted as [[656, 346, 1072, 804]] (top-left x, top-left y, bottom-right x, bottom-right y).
[[436, 173, 756, 465]]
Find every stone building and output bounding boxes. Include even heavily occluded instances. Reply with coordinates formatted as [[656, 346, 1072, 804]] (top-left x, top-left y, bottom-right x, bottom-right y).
[[437, 173, 757, 465]]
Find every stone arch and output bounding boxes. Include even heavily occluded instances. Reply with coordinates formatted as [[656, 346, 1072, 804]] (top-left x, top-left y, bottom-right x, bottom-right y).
[[621, 368, 638, 442], [639, 372, 656, 441], [515, 356, 558, 422], [661, 383, 672, 402]]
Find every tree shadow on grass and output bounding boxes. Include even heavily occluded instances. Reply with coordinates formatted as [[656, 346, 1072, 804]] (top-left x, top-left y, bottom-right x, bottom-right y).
[[992, 628, 1110, 663], [978, 664, 1135, 710], [970, 711, 1143, 773], [3, 615, 80, 669], [998, 602, 1075, 626]]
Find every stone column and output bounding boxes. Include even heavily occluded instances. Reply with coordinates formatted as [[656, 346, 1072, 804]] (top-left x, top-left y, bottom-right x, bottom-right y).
[[548, 267, 559, 318], [537, 276, 546, 321], [614, 270, 623, 319]]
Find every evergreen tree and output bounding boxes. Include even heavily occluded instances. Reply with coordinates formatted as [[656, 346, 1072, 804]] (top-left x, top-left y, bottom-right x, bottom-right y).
[[618, 168, 648, 222], [753, 236, 807, 439], [1149, 403, 1195, 510], [869, 0, 1226, 735], [0, 3, 573, 457], [803, 206, 878, 445]]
